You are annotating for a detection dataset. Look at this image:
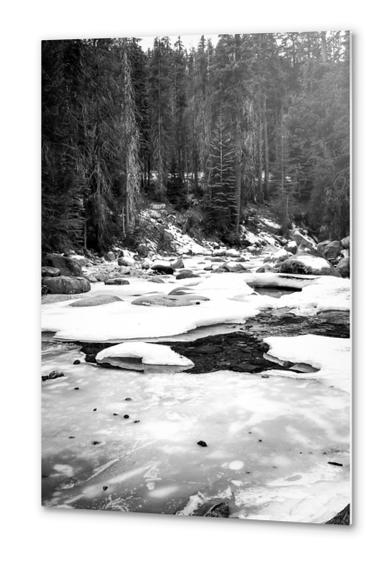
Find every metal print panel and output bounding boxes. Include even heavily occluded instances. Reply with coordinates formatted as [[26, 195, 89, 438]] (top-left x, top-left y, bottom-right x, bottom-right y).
[[41, 31, 351, 524]]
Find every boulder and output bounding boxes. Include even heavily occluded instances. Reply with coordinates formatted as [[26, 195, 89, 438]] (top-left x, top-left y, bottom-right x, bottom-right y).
[[42, 276, 91, 295], [105, 251, 116, 262], [175, 269, 200, 280], [41, 266, 60, 277], [279, 255, 336, 276], [224, 262, 247, 273], [341, 235, 350, 249], [118, 256, 134, 267], [42, 253, 83, 277], [292, 230, 317, 251], [151, 263, 174, 275], [104, 278, 130, 285], [336, 256, 350, 278], [322, 240, 341, 261], [69, 294, 123, 307], [136, 244, 149, 258]]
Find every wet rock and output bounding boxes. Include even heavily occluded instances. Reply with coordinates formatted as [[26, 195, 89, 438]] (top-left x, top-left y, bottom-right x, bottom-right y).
[[244, 309, 350, 339], [73, 359, 81, 365], [175, 269, 199, 280], [104, 278, 130, 285], [42, 370, 64, 382], [197, 440, 208, 447], [105, 251, 116, 262], [224, 262, 247, 273], [151, 263, 174, 275], [41, 266, 61, 277], [69, 294, 123, 307], [43, 276, 91, 295]]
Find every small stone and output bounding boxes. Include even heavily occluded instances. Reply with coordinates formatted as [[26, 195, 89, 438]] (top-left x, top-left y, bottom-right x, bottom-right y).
[[328, 461, 343, 467], [124, 397, 132, 401], [68, 436, 75, 439], [73, 359, 81, 365], [258, 439, 262, 442], [133, 419, 140, 424], [73, 387, 79, 390], [261, 374, 270, 379], [93, 408, 97, 412], [123, 414, 130, 419], [113, 413, 118, 416], [92, 440, 101, 446], [102, 486, 108, 491], [197, 440, 208, 447]]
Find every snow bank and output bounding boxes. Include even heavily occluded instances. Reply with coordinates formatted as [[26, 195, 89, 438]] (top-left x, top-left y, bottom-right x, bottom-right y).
[[96, 342, 193, 372], [264, 334, 351, 392]]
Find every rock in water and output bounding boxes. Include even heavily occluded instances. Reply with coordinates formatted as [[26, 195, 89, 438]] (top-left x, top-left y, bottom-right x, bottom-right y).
[[104, 278, 130, 285], [41, 266, 61, 277], [118, 256, 134, 267], [42, 253, 83, 277], [280, 255, 336, 276], [175, 269, 199, 280], [69, 294, 123, 307], [151, 263, 174, 275], [105, 251, 116, 262], [42, 276, 91, 295], [95, 342, 194, 372]]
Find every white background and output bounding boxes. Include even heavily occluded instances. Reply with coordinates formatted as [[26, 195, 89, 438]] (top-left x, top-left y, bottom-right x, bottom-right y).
[[1, 1, 386, 560]]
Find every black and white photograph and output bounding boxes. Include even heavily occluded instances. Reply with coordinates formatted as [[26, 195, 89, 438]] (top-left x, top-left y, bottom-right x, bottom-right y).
[[40, 31, 351, 524]]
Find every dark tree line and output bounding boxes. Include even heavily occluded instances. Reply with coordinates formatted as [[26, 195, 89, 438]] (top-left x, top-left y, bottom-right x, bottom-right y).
[[42, 31, 350, 253]]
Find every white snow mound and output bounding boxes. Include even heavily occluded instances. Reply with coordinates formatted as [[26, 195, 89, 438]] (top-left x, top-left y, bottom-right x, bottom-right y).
[[96, 342, 194, 372]]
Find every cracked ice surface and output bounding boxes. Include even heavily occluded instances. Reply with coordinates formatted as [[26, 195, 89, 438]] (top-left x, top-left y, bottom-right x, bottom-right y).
[[42, 342, 350, 522]]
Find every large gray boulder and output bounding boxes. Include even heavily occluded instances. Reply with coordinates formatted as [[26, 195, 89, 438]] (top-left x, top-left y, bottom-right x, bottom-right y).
[[42, 276, 90, 294]]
